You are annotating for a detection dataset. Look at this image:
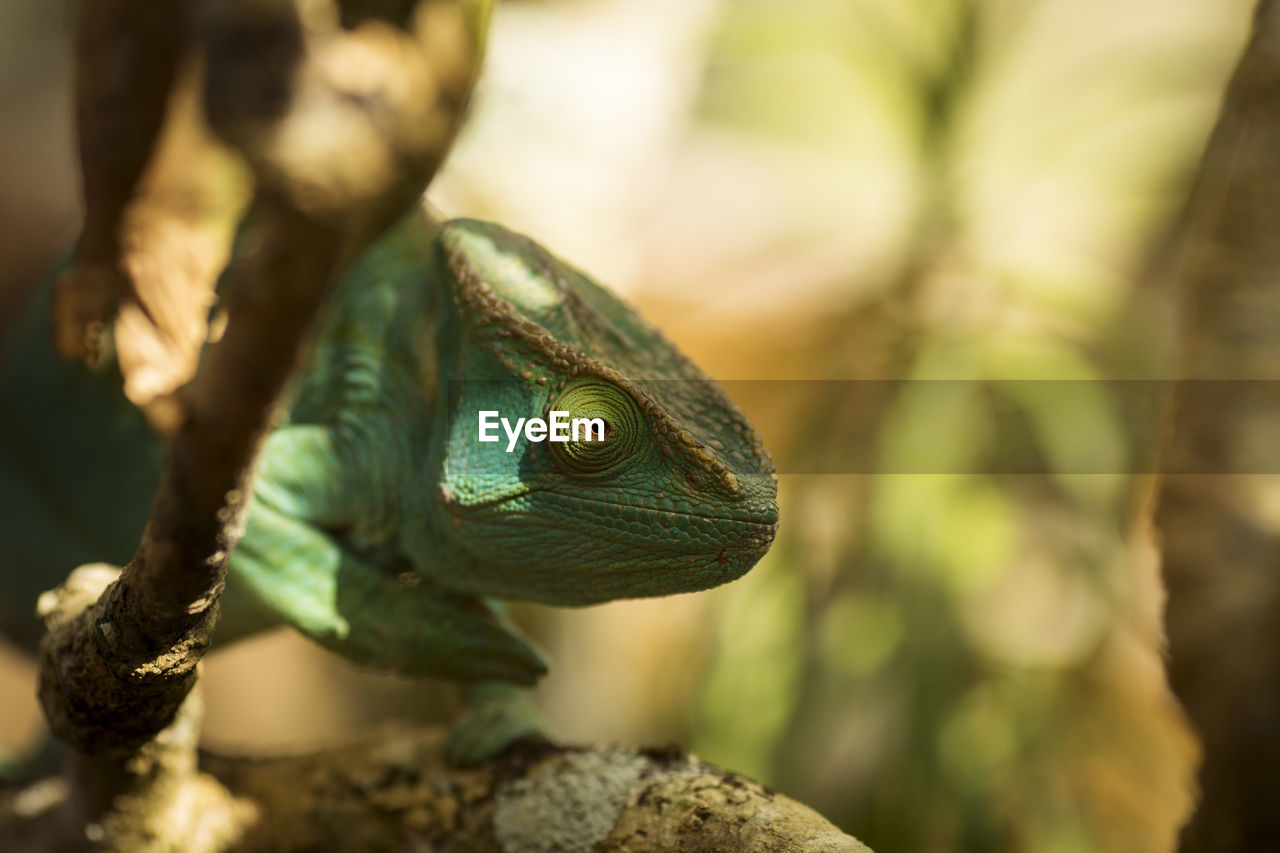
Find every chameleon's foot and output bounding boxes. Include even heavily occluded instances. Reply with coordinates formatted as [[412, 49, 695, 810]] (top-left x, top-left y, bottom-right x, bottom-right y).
[[444, 682, 546, 766]]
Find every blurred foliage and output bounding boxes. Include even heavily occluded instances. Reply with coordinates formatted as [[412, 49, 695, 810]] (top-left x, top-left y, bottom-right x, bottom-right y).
[[0, 0, 1260, 851], [678, 1, 1249, 851]]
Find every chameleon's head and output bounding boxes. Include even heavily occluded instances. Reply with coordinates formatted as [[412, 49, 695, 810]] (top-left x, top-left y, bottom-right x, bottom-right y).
[[428, 219, 778, 605]]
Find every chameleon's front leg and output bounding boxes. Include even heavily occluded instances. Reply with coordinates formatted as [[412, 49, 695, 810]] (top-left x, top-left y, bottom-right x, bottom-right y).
[[446, 679, 546, 766], [243, 425, 548, 682], [443, 599, 548, 765], [240, 425, 555, 763], [232, 498, 547, 684]]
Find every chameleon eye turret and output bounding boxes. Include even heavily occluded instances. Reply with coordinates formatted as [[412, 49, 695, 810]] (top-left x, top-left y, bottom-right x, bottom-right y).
[[547, 379, 643, 476]]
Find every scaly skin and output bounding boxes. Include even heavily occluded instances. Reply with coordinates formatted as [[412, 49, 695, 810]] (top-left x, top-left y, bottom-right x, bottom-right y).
[[0, 211, 779, 758]]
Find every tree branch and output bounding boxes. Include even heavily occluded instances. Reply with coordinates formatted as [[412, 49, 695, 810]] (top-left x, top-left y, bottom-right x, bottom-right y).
[[35, 0, 485, 799], [2, 730, 868, 852]]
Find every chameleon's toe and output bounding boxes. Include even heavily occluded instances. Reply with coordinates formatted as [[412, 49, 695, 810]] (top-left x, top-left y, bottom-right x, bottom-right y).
[[444, 683, 547, 766]]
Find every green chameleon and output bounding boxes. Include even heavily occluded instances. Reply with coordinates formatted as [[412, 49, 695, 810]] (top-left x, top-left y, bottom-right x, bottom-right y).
[[0, 211, 778, 760]]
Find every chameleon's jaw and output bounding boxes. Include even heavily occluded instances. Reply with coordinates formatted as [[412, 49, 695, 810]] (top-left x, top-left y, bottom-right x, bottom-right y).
[[437, 486, 779, 604], [734, 510, 779, 560]]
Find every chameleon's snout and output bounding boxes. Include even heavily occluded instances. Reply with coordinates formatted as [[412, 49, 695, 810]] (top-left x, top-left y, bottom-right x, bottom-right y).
[[731, 489, 780, 562], [733, 511, 778, 567]]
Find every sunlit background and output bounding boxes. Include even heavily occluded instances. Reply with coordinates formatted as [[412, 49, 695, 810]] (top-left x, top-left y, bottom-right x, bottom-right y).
[[0, 1, 1257, 850]]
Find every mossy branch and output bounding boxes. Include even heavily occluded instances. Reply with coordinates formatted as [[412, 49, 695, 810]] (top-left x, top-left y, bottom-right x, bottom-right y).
[[2, 731, 866, 852]]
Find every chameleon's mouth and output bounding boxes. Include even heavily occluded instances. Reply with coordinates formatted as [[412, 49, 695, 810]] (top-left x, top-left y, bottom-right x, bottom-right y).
[[440, 486, 778, 603], [452, 488, 779, 554]]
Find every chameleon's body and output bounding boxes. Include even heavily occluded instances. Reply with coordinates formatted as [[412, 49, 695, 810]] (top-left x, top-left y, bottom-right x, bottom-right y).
[[0, 213, 778, 703]]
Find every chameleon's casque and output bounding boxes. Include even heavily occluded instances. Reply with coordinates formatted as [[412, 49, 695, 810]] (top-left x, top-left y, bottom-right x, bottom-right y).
[[0, 212, 778, 688]]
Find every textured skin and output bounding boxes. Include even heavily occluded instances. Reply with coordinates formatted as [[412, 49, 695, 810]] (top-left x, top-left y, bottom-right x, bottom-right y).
[[0, 212, 779, 690]]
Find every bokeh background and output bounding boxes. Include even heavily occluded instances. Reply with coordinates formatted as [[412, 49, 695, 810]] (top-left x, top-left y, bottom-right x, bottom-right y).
[[0, 1, 1258, 850]]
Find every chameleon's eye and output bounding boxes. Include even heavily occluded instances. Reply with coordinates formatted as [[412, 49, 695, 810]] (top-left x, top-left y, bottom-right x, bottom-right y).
[[550, 380, 642, 475]]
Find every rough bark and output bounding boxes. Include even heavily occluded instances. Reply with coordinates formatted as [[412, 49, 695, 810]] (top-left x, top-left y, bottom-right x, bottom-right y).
[[0, 731, 867, 852]]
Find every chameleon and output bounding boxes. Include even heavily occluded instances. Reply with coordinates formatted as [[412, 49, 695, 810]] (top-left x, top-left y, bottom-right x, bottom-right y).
[[0, 210, 779, 759]]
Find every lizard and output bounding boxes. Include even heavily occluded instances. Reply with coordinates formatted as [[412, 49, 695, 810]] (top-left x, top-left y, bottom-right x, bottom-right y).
[[0, 210, 779, 761]]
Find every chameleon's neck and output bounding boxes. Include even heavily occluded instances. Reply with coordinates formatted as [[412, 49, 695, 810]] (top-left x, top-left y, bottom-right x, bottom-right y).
[[392, 222, 480, 583], [282, 211, 466, 569]]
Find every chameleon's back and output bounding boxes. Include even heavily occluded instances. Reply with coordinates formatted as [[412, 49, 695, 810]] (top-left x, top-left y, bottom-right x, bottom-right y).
[[0, 276, 164, 652]]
